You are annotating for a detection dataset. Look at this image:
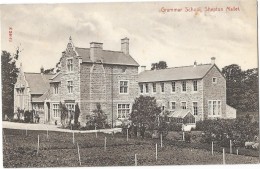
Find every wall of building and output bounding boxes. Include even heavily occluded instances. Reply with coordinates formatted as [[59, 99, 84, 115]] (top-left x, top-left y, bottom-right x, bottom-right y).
[[139, 79, 204, 121], [203, 65, 227, 119]]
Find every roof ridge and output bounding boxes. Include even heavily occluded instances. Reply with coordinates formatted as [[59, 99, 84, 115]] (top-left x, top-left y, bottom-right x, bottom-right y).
[[75, 46, 123, 53], [141, 63, 212, 73]]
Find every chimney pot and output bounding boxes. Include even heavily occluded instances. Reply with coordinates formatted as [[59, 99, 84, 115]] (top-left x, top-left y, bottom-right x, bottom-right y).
[[211, 57, 216, 65], [121, 37, 129, 55], [40, 66, 44, 74]]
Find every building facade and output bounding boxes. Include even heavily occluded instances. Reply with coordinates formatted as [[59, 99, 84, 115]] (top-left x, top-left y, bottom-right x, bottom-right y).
[[14, 37, 139, 126], [138, 58, 236, 121], [14, 38, 236, 126]]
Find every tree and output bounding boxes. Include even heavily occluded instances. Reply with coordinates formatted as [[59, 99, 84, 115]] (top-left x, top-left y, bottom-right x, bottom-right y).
[[87, 103, 107, 129], [1, 50, 19, 119], [43, 68, 55, 74], [60, 102, 68, 128], [222, 64, 258, 112], [130, 95, 161, 128], [74, 103, 80, 125], [151, 61, 168, 70]]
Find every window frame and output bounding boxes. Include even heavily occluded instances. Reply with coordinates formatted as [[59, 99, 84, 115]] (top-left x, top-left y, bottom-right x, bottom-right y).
[[182, 81, 187, 92], [66, 58, 73, 72], [212, 77, 217, 84], [117, 103, 131, 119], [171, 101, 176, 110], [208, 100, 221, 117], [193, 80, 198, 92], [140, 83, 144, 94], [160, 82, 165, 93], [67, 80, 73, 93], [171, 81, 176, 93], [53, 103, 60, 118], [193, 102, 198, 115], [53, 83, 59, 94], [145, 83, 149, 93], [181, 101, 187, 110], [119, 80, 129, 94], [152, 83, 156, 93]]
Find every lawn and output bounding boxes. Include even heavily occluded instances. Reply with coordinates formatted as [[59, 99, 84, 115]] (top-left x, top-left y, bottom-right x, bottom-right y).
[[3, 128, 259, 167]]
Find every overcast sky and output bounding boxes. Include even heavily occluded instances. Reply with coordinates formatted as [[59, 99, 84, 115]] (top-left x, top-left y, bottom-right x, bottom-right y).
[[1, 1, 257, 73]]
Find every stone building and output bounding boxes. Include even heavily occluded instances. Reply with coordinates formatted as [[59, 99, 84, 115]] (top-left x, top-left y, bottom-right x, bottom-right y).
[[14, 37, 139, 126], [14, 65, 53, 123], [14, 37, 236, 126], [138, 58, 236, 121]]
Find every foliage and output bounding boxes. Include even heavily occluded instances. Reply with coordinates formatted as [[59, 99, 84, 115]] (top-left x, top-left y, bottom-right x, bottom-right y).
[[151, 61, 168, 70], [86, 103, 108, 129], [197, 115, 259, 147], [74, 103, 80, 125], [130, 96, 161, 128], [60, 102, 68, 128], [43, 68, 55, 74], [222, 64, 258, 112], [24, 110, 33, 123], [1, 50, 19, 119], [168, 122, 182, 131]]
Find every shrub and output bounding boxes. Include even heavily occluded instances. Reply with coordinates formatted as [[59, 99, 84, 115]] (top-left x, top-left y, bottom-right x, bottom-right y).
[[168, 122, 182, 131], [184, 132, 191, 143], [86, 103, 108, 129]]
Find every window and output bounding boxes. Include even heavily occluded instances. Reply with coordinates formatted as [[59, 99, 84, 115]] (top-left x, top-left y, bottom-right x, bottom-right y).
[[161, 83, 164, 93], [171, 102, 176, 110], [212, 77, 217, 83], [54, 84, 59, 94], [117, 104, 130, 119], [152, 83, 156, 93], [193, 80, 198, 91], [66, 103, 75, 116], [208, 100, 221, 116], [172, 81, 176, 92], [120, 81, 128, 94], [193, 102, 198, 115], [17, 88, 24, 95], [53, 104, 59, 118], [140, 84, 144, 93], [181, 102, 187, 109], [67, 81, 73, 93], [67, 59, 73, 72], [182, 81, 186, 92], [145, 83, 149, 93]]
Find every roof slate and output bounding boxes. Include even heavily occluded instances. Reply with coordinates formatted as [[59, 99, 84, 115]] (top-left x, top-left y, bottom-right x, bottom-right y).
[[50, 72, 62, 83], [24, 73, 53, 94], [138, 64, 214, 82], [75, 47, 139, 66]]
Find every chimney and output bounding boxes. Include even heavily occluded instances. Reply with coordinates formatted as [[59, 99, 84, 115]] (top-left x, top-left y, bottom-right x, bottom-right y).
[[211, 57, 216, 65], [90, 42, 103, 62], [40, 66, 44, 74], [140, 66, 146, 72], [194, 60, 197, 67], [121, 37, 129, 55]]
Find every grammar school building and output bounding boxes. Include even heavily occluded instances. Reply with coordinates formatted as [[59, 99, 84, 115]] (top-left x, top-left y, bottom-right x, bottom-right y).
[[14, 37, 236, 126]]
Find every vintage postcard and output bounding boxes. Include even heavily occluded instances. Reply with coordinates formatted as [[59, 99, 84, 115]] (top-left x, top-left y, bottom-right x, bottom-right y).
[[0, 0, 259, 168]]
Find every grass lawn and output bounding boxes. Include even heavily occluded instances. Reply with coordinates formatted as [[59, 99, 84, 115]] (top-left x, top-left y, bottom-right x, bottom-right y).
[[3, 128, 259, 167]]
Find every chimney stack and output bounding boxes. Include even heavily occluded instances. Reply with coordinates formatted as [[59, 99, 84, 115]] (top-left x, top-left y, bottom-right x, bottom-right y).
[[121, 37, 129, 55], [140, 66, 146, 72], [90, 42, 103, 62], [211, 57, 216, 65], [194, 61, 197, 67]]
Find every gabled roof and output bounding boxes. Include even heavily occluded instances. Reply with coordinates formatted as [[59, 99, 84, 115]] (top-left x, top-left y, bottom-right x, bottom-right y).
[[50, 72, 62, 83], [75, 47, 139, 66], [168, 109, 193, 118], [31, 90, 51, 102], [24, 73, 53, 94], [138, 64, 214, 82]]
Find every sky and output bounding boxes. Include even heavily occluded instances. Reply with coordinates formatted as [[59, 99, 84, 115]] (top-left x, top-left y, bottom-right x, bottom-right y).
[[0, 0, 258, 73]]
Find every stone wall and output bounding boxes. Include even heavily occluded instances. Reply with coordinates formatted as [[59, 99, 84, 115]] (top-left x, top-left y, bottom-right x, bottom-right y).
[[139, 79, 203, 121], [203, 65, 226, 119]]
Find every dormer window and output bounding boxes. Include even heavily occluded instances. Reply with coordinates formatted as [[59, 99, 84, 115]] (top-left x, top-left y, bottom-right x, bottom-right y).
[[67, 59, 73, 72]]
